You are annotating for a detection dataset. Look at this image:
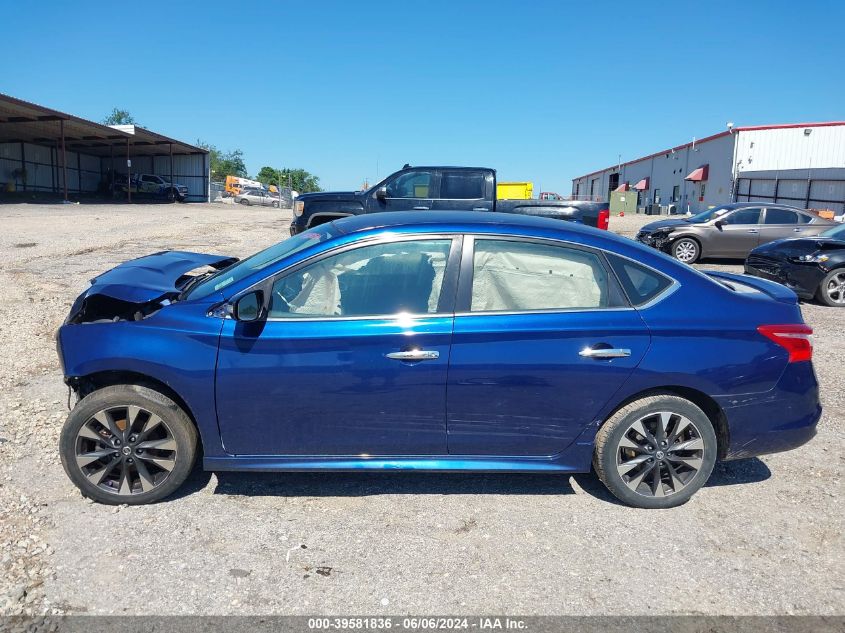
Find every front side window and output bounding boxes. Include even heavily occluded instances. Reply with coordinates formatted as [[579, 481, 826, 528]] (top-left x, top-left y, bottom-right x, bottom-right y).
[[385, 171, 434, 198], [764, 208, 798, 224], [470, 239, 615, 312], [724, 208, 761, 225], [441, 171, 485, 199], [269, 239, 452, 318]]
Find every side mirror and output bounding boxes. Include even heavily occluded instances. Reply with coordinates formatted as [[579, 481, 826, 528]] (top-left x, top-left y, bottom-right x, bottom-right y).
[[376, 186, 388, 201], [233, 290, 264, 322]]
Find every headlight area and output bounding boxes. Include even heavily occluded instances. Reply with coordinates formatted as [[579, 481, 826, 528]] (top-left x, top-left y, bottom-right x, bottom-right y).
[[294, 200, 305, 217], [791, 253, 830, 265]]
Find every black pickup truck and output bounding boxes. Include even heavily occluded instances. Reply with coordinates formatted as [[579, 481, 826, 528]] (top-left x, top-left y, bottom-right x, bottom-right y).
[[290, 166, 608, 235]]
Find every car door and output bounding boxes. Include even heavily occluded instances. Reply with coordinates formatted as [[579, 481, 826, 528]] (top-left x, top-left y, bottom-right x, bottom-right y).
[[215, 236, 460, 455], [757, 208, 803, 245], [432, 170, 492, 211], [709, 207, 763, 257], [377, 169, 437, 211], [446, 236, 651, 456]]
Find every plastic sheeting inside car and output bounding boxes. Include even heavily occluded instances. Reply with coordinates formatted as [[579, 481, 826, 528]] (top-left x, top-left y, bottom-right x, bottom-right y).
[[471, 240, 608, 312]]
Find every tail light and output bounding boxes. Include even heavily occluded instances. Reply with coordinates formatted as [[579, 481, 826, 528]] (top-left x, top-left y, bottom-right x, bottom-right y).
[[597, 208, 610, 230], [757, 324, 813, 362]]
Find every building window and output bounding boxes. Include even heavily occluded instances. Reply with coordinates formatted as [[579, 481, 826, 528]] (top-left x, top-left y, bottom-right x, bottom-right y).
[[672, 185, 680, 202], [699, 183, 706, 202], [654, 189, 661, 204]]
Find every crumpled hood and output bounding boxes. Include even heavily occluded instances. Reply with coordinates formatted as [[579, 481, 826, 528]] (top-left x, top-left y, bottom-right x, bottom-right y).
[[86, 250, 237, 303], [640, 218, 695, 233]]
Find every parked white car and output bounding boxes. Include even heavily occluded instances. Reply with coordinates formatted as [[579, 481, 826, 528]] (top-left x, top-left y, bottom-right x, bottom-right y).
[[234, 189, 280, 208]]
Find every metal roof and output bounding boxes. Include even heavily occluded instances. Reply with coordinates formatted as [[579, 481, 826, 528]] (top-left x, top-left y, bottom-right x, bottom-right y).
[[573, 121, 845, 181], [0, 93, 207, 157]]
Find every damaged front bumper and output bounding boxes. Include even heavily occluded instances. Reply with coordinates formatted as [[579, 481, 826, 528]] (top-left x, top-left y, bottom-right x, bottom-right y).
[[635, 230, 673, 251]]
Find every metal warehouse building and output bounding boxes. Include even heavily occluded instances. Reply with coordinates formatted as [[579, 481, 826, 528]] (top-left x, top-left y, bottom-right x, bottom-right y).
[[572, 122, 845, 216], [0, 93, 209, 202]]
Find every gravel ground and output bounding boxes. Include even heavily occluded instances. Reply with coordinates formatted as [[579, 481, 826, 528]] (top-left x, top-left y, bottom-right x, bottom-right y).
[[0, 204, 841, 616]]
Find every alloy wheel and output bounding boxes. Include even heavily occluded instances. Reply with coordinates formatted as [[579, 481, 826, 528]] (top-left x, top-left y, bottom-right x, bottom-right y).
[[825, 272, 845, 304], [674, 240, 698, 263], [74, 405, 177, 496], [615, 411, 705, 498]]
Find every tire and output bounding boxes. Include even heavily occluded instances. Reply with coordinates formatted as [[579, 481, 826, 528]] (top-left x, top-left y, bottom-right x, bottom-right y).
[[671, 237, 700, 264], [59, 384, 197, 505], [272, 201, 279, 209], [240, 199, 250, 206], [593, 394, 717, 509], [815, 269, 845, 307]]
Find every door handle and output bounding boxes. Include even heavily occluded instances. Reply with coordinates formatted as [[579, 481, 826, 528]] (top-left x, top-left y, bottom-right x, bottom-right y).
[[579, 347, 631, 359], [386, 350, 440, 361], [746, 229, 759, 233], [472, 207, 490, 211], [413, 206, 430, 210], [793, 228, 803, 232]]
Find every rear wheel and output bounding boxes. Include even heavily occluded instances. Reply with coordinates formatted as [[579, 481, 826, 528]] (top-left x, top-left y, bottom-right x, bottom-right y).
[[272, 201, 279, 208], [59, 385, 197, 505], [239, 199, 250, 206], [816, 269, 845, 307], [671, 237, 700, 264], [593, 394, 717, 509]]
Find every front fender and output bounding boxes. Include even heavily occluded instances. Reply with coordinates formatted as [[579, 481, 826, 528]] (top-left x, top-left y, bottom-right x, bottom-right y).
[[58, 301, 226, 456]]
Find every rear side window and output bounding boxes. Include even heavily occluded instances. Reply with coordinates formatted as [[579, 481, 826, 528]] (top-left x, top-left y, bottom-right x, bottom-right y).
[[470, 239, 622, 312], [764, 208, 798, 224], [607, 254, 673, 307], [441, 171, 485, 199]]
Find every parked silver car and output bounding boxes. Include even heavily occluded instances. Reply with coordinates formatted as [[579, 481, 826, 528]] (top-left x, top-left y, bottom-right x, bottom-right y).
[[234, 189, 280, 208], [636, 203, 837, 263]]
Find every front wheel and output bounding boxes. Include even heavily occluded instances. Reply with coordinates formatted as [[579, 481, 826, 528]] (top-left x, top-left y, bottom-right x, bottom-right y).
[[593, 394, 717, 509], [272, 201, 279, 208], [239, 199, 250, 206], [59, 385, 197, 505], [671, 237, 700, 264], [816, 269, 845, 307]]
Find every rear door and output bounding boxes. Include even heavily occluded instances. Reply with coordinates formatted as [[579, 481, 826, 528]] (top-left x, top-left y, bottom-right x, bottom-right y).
[[711, 207, 763, 257], [758, 207, 803, 245], [432, 170, 492, 211], [446, 236, 651, 456]]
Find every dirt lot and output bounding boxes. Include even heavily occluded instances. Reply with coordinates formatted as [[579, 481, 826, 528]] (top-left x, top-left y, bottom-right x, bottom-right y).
[[0, 203, 842, 616]]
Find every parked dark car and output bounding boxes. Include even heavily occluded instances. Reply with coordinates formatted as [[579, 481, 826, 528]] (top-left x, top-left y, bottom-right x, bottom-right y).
[[636, 203, 835, 263], [290, 166, 609, 235], [57, 212, 820, 509], [745, 221, 845, 306]]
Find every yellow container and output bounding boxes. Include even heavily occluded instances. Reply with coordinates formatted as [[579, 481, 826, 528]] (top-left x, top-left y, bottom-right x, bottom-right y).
[[497, 181, 533, 200]]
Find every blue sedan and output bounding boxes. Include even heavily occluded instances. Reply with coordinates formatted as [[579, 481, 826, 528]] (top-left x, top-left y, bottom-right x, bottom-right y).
[[56, 212, 821, 508]]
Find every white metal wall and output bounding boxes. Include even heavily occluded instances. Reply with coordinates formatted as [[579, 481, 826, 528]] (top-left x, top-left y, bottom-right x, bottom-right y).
[[734, 126, 845, 174]]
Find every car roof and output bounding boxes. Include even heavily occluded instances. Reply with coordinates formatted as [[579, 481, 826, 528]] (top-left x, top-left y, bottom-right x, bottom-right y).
[[718, 202, 804, 211], [331, 210, 618, 242]]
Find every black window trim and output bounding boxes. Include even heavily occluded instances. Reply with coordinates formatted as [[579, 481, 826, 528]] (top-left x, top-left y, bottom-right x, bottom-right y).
[[454, 234, 636, 316]]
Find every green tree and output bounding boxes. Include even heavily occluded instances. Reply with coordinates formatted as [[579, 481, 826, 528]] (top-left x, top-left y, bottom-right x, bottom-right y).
[[197, 140, 247, 181], [256, 166, 321, 192], [103, 108, 137, 126]]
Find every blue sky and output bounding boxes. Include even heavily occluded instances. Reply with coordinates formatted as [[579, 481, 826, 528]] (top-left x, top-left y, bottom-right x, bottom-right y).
[[5, 0, 844, 191]]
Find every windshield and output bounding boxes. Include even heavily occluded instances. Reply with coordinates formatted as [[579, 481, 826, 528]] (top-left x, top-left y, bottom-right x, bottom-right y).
[[186, 224, 339, 300], [687, 205, 733, 223], [820, 223, 845, 239]]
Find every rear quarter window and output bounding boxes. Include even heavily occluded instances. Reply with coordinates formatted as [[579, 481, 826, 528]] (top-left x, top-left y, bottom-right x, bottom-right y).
[[607, 254, 674, 306]]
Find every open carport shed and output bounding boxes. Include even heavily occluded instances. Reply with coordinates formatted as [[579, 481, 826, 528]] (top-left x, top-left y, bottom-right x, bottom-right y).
[[0, 93, 209, 202]]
